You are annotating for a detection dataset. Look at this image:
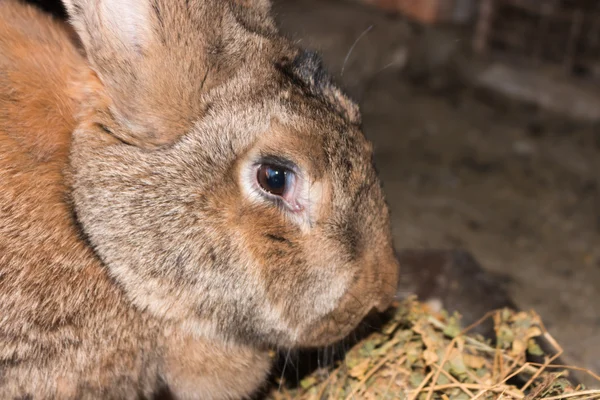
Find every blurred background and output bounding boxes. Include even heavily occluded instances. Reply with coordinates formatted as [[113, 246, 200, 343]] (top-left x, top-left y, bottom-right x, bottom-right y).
[[271, 0, 600, 382], [27, 0, 600, 385]]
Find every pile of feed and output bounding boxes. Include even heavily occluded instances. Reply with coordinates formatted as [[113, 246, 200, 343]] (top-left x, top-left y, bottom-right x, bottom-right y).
[[268, 298, 600, 400]]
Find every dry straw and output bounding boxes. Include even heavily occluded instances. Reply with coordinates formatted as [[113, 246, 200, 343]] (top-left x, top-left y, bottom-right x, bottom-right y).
[[268, 298, 600, 400]]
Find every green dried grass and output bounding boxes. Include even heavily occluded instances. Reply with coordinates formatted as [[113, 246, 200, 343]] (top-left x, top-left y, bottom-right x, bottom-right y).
[[268, 298, 600, 400]]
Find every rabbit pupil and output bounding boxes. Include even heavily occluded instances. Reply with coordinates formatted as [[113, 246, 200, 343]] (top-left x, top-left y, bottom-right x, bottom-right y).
[[258, 165, 287, 196]]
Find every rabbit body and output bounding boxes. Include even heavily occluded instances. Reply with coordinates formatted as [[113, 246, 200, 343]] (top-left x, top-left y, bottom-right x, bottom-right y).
[[0, 0, 399, 399]]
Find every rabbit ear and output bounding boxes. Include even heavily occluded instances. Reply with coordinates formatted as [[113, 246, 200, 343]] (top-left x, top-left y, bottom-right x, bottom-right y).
[[62, 0, 152, 55], [61, 0, 266, 148], [230, 0, 276, 33], [62, 0, 187, 147]]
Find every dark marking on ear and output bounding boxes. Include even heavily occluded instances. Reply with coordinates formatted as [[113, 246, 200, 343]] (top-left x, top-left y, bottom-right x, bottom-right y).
[[274, 52, 325, 96], [289, 51, 330, 92], [275, 51, 361, 125]]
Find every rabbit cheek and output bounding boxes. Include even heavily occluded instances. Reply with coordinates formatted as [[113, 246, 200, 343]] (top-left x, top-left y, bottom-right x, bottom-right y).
[[235, 207, 350, 344], [267, 240, 354, 342]]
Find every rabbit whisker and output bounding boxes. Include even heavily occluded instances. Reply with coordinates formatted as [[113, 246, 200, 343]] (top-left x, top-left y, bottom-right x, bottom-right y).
[[341, 25, 374, 77], [278, 347, 292, 392]]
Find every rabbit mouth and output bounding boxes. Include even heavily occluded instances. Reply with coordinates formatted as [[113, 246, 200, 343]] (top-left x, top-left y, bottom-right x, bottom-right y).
[[291, 261, 399, 347], [293, 302, 376, 347]]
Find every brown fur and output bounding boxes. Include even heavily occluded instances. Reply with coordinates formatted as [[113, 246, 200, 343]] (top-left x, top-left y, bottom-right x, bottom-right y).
[[0, 0, 399, 398]]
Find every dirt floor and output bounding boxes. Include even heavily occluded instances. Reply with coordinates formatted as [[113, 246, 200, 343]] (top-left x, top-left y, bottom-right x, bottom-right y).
[[274, 0, 600, 381]]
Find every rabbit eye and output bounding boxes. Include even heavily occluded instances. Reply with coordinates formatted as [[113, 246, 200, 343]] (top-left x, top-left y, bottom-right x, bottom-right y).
[[257, 165, 290, 196]]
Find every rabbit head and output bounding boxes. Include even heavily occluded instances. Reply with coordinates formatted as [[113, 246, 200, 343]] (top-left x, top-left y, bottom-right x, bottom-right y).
[[66, 0, 399, 348]]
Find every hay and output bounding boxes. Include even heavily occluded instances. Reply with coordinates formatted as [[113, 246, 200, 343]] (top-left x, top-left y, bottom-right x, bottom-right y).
[[268, 298, 600, 400]]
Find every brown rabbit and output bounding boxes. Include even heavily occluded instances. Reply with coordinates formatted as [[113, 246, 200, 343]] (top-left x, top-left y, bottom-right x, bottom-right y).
[[0, 0, 399, 398]]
